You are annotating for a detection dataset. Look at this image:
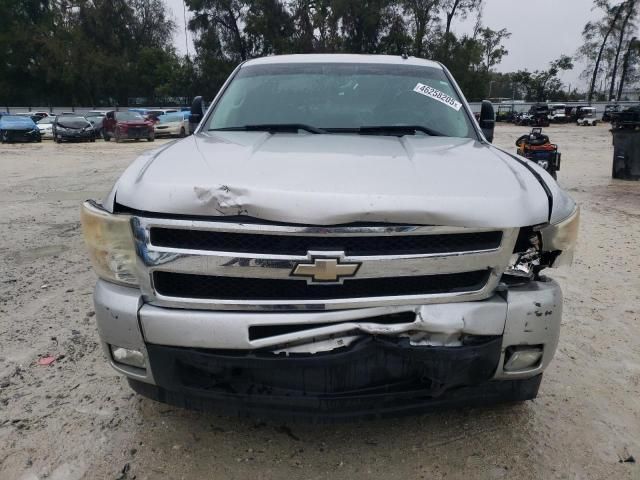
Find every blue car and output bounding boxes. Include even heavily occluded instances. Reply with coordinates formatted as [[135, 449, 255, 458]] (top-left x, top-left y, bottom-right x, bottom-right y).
[[0, 115, 42, 143]]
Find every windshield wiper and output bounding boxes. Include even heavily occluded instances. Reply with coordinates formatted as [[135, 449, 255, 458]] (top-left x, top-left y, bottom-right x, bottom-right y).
[[325, 125, 445, 137], [210, 124, 327, 134]]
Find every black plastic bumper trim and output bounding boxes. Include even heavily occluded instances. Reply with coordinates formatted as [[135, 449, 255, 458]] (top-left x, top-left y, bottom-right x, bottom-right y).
[[127, 336, 542, 421]]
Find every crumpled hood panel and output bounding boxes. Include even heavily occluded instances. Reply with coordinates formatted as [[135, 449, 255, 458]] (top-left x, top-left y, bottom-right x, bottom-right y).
[[109, 132, 550, 227]]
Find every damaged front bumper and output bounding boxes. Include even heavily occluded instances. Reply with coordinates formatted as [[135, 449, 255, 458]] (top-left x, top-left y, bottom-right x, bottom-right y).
[[94, 277, 562, 419]]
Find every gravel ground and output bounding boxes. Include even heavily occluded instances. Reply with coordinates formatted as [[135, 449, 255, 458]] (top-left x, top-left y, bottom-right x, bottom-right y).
[[1, 125, 639, 480]]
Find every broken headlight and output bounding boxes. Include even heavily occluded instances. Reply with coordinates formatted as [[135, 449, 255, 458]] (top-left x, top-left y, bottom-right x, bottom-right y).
[[503, 206, 579, 284], [536, 206, 580, 267], [503, 231, 541, 284], [80, 200, 139, 286]]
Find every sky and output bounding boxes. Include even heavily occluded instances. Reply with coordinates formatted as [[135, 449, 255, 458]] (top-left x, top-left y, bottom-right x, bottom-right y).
[[165, 0, 601, 90]]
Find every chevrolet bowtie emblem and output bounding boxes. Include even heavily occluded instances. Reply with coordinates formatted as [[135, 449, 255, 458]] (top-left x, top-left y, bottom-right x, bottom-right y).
[[291, 256, 361, 284]]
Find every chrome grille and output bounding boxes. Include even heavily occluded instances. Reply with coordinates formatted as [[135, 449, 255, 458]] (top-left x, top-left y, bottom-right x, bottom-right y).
[[149, 227, 503, 256], [153, 270, 491, 301], [133, 218, 518, 311]]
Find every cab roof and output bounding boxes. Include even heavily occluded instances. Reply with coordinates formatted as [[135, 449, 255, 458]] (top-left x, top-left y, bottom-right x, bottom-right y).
[[242, 54, 443, 70]]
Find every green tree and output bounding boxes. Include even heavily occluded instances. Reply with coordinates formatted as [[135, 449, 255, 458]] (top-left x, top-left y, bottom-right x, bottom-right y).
[[477, 27, 511, 71], [583, 0, 625, 101], [245, 0, 295, 56], [441, 0, 482, 35], [0, 0, 57, 106], [609, 0, 638, 99], [512, 56, 574, 102], [401, 0, 441, 57]]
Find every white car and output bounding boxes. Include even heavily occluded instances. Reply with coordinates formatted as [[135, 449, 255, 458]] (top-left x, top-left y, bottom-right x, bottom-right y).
[[15, 111, 50, 118], [577, 107, 598, 126], [153, 111, 190, 137], [36, 116, 56, 139], [548, 104, 567, 123]]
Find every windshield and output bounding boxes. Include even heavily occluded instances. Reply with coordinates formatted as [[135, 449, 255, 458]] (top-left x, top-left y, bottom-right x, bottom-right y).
[[57, 117, 90, 128], [116, 112, 144, 121], [206, 63, 474, 138], [1, 115, 34, 124], [159, 112, 186, 123]]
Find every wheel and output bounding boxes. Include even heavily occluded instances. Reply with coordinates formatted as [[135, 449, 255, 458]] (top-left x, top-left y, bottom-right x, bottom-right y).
[[55, 135, 62, 143], [90, 138, 95, 143], [179, 127, 186, 138], [147, 136, 155, 142], [0, 130, 6, 144], [134, 138, 140, 141], [103, 132, 110, 142], [115, 129, 122, 143]]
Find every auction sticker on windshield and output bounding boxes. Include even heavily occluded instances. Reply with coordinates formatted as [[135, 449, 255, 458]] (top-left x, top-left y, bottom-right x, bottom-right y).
[[413, 83, 462, 111]]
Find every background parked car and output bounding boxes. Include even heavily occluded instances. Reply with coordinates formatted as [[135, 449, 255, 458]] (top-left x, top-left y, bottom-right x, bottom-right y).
[[577, 107, 598, 126], [0, 115, 42, 143], [602, 104, 621, 122], [85, 113, 105, 139], [14, 112, 46, 123], [154, 111, 190, 138], [36, 116, 56, 139], [102, 111, 155, 142], [548, 103, 567, 123], [147, 108, 178, 117], [53, 115, 96, 142]]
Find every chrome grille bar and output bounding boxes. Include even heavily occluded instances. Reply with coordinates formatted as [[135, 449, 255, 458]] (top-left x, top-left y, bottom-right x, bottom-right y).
[[132, 217, 518, 311]]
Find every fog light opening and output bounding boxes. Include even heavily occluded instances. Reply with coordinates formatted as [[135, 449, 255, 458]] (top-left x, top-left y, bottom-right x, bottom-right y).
[[110, 345, 146, 369], [504, 346, 543, 372]]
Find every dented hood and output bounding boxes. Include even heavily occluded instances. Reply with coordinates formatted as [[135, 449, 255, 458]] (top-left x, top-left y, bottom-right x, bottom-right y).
[[108, 132, 551, 227]]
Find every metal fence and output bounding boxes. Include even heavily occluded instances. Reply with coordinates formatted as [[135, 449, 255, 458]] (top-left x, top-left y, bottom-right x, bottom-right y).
[[2, 106, 186, 115], [467, 101, 638, 115]]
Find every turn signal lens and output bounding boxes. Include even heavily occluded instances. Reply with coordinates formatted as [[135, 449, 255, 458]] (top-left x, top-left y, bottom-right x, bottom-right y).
[[538, 206, 580, 267]]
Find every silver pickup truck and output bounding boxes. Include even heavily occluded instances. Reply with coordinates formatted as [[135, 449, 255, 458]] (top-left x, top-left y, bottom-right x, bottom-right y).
[[81, 54, 579, 420]]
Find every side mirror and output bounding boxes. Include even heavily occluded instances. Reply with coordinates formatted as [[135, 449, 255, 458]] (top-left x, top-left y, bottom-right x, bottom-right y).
[[190, 96, 205, 129], [479, 100, 495, 143]]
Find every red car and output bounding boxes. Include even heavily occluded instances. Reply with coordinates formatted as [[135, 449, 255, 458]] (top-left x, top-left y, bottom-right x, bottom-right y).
[[102, 111, 155, 142]]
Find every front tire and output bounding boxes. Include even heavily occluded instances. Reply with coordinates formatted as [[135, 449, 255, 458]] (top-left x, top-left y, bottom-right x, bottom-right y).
[[179, 127, 186, 138], [115, 129, 122, 143]]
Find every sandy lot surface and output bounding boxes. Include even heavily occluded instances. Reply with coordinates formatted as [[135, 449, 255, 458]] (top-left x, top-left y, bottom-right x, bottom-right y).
[[1, 125, 639, 480]]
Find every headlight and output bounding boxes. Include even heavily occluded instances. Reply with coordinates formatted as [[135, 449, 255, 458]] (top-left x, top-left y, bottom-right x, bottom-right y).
[[536, 206, 580, 267], [80, 201, 139, 286]]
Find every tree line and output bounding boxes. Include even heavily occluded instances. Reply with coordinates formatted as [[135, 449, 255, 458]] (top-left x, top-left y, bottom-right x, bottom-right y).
[[184, 0, 577, 102], [579, 0, 640, 102], [1, 0, 638, 107]]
